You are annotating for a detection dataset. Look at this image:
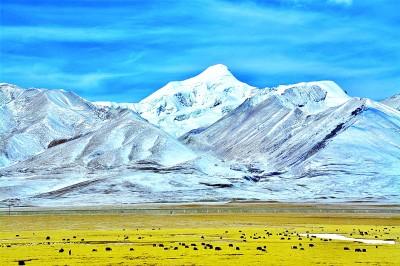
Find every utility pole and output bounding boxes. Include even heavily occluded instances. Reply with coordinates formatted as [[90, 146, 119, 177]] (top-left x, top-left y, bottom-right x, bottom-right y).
[[6, 198, 20, 216], [8, 202, 12, 216]]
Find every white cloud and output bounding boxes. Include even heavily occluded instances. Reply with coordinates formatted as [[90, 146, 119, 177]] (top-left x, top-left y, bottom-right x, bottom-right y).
[[327, 0, 353, 6], [281, 0, 353, 6]]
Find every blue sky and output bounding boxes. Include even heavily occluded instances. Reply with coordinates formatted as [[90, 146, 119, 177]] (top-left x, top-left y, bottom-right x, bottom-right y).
[[0, 0, 399, 102]]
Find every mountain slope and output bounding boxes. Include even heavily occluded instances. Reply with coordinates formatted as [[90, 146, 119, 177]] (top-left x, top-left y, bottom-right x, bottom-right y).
[[0, 107, 240, 206], [294, 101, 400, 201], [0, 87, 213, 206], [1, 71, 399, 206], [0, 83, 117, 167], [181, 81, 353, 167], [182, 81, 400, 201], [92, 101, 137, 111], [3, 109, 197, 171], [381, 93, 400, 111], [135, 64, 258, 137]]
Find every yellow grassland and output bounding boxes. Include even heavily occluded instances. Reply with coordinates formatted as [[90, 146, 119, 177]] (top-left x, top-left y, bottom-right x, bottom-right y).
[[1, 208, 399, 265]]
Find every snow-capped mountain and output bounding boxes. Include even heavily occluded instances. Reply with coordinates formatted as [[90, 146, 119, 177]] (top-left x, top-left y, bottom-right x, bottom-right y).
[[1, 67, 399, 206], [0, 83, 118, 167], [135, 64, 258, 137], [181, 80, 353, 166], [3, 109, 196, 171], [0, 83, 199, 169], [182, 81, 400, 201], [0, 109, 204, 204], [381, 93, 400, 111], [0, 84, 215, 206]]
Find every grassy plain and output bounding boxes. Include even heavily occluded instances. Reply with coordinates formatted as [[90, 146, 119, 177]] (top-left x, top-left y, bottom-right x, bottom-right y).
[[0, 204, 399, 265]]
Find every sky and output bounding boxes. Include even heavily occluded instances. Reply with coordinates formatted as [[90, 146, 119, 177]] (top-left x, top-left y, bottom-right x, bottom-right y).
[[0, 0, 399, 102]]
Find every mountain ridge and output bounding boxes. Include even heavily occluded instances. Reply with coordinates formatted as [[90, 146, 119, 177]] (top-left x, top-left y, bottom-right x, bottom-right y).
[[0, 83, 120, 167], [134, 64, 258, 137], [381, 93, 400, 111], [0, 66, 399, 206]]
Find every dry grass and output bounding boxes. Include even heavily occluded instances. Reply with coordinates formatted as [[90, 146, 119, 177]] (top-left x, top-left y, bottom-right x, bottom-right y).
[[1, 209, 399, 265]]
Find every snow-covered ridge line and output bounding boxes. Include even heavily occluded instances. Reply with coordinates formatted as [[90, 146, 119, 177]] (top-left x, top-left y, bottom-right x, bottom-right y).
[[100, 64, 352, 137], [381, 93, 400, 111], [0, 84, 138, 168], [1, 65, 400, 206], [133, 64, 258, 137]]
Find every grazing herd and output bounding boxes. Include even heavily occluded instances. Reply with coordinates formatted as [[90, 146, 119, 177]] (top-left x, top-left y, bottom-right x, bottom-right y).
[[2, 225, 398, 265]]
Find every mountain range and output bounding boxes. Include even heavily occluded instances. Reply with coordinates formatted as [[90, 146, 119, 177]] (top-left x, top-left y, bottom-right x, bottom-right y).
[[1, 65, 399, 206]]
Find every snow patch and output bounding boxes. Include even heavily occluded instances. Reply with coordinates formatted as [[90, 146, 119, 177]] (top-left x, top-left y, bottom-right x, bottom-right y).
[[301, 234, 396, 245]]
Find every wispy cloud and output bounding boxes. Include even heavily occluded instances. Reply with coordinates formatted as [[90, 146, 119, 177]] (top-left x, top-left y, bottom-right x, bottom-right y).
[[276, 0, 352, 7], [328, 0, 352, 6]]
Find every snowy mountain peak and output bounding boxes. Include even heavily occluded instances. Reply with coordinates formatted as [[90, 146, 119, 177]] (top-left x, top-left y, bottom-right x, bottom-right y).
[[1, 83, 90, 110], [195, 64, 234, 80], [0, 83, 24, 105], [275, 80, 350, 107], [136, 65, 257, 137], [142, 64, 247, 101], [243, 80, 351, 116], [0, 82, 21, 90]]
